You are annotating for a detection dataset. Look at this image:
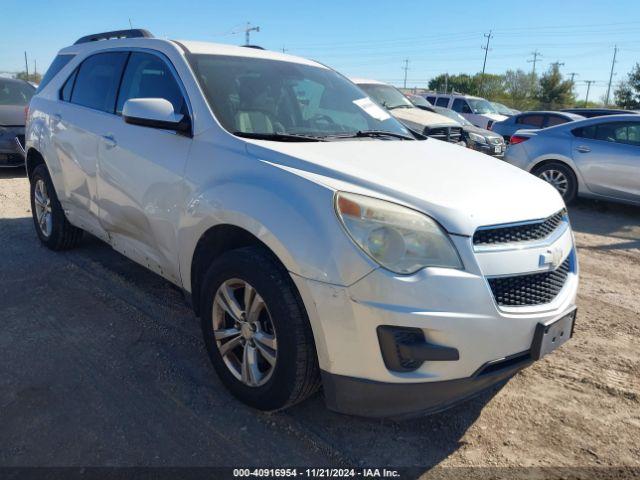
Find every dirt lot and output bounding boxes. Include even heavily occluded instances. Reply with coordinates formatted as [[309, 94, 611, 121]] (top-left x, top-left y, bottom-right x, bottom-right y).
[[0, 167, 638, 476]]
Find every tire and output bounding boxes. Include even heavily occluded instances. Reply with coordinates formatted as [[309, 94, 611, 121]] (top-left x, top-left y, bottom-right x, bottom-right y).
[[30, 164, 83, 250], [532, 161, 578, 204], [200, 246, 321, 411]]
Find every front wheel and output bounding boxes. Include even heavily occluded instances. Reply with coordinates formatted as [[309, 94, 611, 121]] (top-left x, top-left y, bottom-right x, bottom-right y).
[[532, 162, 578, 204], [30, 164, 83, 250], [200, 246, 320, 411]]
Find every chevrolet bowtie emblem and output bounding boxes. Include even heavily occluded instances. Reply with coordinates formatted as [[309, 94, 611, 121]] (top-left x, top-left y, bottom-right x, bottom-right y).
[[540, 248, 564, 270]]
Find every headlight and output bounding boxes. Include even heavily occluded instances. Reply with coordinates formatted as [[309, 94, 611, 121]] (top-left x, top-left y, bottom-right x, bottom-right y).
[[468, 132, 487, 144], [335, 192, 463, 274]]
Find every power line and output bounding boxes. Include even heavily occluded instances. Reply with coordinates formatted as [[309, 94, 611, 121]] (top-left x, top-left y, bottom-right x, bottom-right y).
[[480, 30, 493, 93], [584, 80, 596, 104], [243, 22, 260, 46], [402, 59, 409, 88], [527, 50, 542, 75], [605, 45, 618, 106]]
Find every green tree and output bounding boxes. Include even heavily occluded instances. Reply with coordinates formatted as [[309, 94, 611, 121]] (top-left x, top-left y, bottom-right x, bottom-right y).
[[15, 71, 42, 84], [502, 69, 537, 110], [535, 64, 575, 109], [614, 63, 640, 109], [428, 73, 478, 95]]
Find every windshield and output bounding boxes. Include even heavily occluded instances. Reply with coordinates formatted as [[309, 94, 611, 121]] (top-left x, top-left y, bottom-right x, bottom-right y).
[[468, 98, 497, 115], [433, 106, 471, 126], [358, 84, 414, 110], [491, 102, 512, 115], [407, 94, 430, 108], [189, 55, 410, 140], [0, 79, 35, 106]]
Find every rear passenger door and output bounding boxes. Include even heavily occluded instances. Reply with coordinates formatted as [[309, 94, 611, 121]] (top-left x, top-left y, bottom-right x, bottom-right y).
[[96, 51, 192, 284], [52, 51, 128, 240], [572, 121, 640, 202]]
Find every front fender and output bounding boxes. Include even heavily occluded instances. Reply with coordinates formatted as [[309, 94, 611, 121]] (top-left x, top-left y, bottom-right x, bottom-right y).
[[178, 148, 376, 293]]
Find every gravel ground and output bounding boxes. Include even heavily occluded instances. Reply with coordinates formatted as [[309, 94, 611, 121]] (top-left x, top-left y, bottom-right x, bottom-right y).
[[0, 167, 638, 476]]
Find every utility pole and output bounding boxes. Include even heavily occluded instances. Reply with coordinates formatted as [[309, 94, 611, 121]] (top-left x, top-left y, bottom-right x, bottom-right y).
[[33, 59, 37, 80], [444, 72, 448, 94], [128, 18, 133, 29], [24, 51, 29, 81], [550, 61, 565, 70], [402, 59, 409, 89], [527, 50, 542, 76], [568, 72, 578, 84], [605, 45, 618, 106], [480, 30, 493, 93], [243, 22, 260, 46], [281, 46, 287, 54], [584, 80, 596, 105]]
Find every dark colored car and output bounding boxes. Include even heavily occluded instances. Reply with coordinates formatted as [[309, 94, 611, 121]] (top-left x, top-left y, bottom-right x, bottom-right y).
[[0, 77, 35, 167], [407, 94, 506, 158], [491, 111, 584, 143], [560, 108, 639, 118]]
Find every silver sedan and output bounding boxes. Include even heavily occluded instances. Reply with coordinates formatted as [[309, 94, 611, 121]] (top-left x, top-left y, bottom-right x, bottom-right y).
[[504, 114, 640, 206]]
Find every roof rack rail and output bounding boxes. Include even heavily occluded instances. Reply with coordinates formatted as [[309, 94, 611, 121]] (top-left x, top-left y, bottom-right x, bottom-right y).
[[74, 29, 153, 45], [242, 45, 265, 50]]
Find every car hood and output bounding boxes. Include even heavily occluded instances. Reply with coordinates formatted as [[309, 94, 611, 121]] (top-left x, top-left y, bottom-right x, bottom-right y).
[[391, 107, 459, 128], [245, 138, 564, 235], [0, 105, 25, 126], [482, 113, 508, 122]]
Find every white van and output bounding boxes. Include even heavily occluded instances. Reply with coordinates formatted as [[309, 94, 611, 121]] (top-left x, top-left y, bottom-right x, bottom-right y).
[[25, 29, 577, 417], [425, 93, 507, 129]]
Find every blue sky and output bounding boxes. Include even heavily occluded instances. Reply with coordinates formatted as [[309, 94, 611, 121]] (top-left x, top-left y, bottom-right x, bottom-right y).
[[2, 0, 639, 103]]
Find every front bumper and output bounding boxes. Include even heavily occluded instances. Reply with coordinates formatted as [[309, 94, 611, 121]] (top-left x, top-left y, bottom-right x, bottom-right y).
[[0, 127, 25, 167], [292, 226, 578, 417]]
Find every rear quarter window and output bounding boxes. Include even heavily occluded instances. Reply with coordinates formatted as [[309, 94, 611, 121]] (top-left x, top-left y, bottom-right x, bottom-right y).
[[36, 54, 75, 93]]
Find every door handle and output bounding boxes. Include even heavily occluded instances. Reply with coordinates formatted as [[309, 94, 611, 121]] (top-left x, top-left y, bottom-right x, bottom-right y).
[[576, 145, 591, 153], [101, 134, 117, 149]]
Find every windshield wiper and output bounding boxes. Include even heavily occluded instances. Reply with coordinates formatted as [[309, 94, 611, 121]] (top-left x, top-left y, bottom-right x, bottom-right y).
[[233, 132, 325, 142], [327, 130, 415, 140]]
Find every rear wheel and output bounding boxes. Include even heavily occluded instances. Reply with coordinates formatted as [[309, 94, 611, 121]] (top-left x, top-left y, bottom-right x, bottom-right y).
[[200, 246, 320, 411], [30, 164, 83, 250], [532, 162, 578, 204]]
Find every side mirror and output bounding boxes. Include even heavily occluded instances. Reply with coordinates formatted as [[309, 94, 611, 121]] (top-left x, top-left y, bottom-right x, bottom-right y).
[[122, 98, 190, 134]]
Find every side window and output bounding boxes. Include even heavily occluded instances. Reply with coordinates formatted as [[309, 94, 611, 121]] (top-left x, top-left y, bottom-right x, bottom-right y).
[[451, 98, 471, 113], [572, 125, 597, 139], [37, 54, 75, 93], [436, 97, 449, 108], [71, 52, 129, 113], [116, 52, 185, 115], [545, 115, 568, 127], [60, 69, 78, 102], [516, 114, 544, 127], [426, 96, 436, 104], [595, 122, 640, 146]]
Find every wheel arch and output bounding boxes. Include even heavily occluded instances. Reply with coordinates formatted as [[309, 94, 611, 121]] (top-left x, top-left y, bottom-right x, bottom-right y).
[[189, 224, 288, 317], [26, 147, 46, 180], [528, 157, 586, 194]]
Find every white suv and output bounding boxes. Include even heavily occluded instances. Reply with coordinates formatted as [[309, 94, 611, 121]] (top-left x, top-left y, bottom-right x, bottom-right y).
[[425, 93, 507, 130], [25, 30, 578, 417]]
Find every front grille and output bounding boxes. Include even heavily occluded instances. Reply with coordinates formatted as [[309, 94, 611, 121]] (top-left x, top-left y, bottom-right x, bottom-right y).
[[425, 126, 462, 144], [449, 126, 462, 143], [473, 209, 566, 246], [488, 258, 571, 306]]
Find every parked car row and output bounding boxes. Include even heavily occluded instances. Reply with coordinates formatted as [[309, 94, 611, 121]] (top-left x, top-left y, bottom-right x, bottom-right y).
[[0, 77, 34, 167]]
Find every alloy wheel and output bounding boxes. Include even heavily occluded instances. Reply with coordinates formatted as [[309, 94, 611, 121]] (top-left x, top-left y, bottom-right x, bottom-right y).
[[538, 169, 569, 197], [212, 278, 278, 387], [34, 179, 53, 237]]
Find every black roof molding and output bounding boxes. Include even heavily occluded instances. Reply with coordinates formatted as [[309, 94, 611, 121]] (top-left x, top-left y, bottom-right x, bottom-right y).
[[242, 45, 265, 50], [74, 29, 153, 45]]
